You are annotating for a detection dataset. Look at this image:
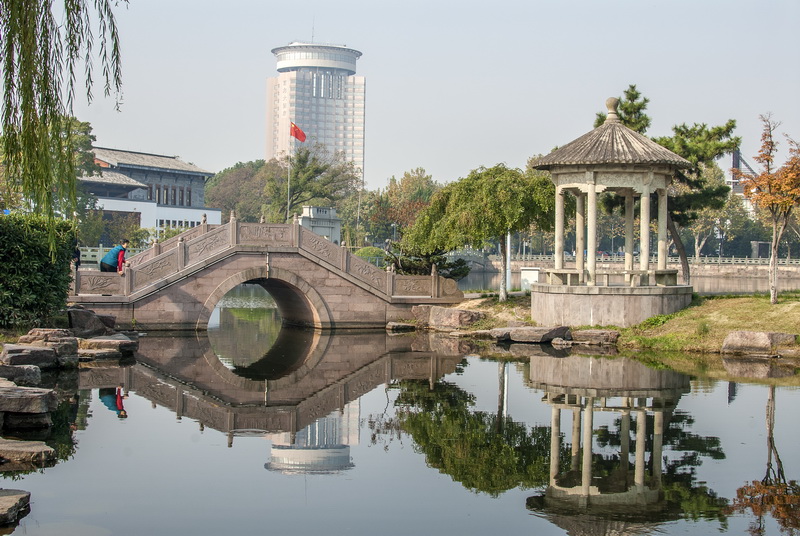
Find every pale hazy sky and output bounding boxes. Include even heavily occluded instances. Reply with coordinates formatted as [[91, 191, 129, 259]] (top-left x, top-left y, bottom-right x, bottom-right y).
[[74, 0, 799, 190]]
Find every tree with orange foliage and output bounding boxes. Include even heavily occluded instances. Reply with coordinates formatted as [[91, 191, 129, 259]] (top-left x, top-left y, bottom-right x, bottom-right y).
[[735, 115, 800, 304]]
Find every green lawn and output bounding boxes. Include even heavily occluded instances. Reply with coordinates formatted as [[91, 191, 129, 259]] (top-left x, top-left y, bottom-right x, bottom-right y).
[[619, 291, 800, 353]]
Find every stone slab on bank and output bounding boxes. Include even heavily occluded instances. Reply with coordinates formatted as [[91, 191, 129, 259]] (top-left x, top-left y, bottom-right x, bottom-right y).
[[0, 344, 58, 369], [386, 322, 416, 332], [77, 348, 123, 360], [721, 331, 798, 355], [571, 329, 621, 345], [0, 489, 31, 525], [68, 307, 115, 338], [0, 365, 41, 386], [17, 328, 79, 357], [489, 326, 571, 343], [0, 386, 58, 414], [78, 333, 138, 354], [0, 438, 55, 464], [412, 305, 485, 330]]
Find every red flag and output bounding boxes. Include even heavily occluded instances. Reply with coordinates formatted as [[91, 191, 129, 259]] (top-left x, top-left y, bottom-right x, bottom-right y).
[[290, 122, 306, 142]]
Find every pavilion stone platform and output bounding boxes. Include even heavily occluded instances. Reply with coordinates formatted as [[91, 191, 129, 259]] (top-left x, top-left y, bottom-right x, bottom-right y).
[[530, 98, 693, 328], [531, 282, 693, 328]]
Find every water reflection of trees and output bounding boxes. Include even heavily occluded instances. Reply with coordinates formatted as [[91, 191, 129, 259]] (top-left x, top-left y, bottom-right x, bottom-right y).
[[0, 371, 91, 477], [368, 354, 738, 528], [593, 410, 728, 523], [392, 376, 559, 497], [208, 307, 282, 369], [727, 385, 800, 535]]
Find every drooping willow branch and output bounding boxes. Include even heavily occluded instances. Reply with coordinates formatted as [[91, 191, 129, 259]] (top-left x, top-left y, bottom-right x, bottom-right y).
[[1, 0, 125, 251]]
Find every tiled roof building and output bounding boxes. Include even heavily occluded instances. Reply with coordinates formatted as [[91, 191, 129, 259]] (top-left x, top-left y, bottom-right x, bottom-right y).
[[79, 147, 221, 237]]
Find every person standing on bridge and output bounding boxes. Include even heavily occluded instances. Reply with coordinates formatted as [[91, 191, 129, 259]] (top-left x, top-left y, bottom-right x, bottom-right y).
[[100, 239, 129, 274]]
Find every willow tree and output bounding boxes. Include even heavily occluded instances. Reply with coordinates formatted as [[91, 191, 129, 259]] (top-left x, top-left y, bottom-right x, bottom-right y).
[[1, 0, 124, 247], [404, 163, 554, 301], [394, 379, 554, 497]]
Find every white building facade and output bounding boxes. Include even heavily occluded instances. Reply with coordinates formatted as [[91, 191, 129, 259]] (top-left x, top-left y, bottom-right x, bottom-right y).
[[266, 42, 366, 173], [298, 206, 342, 244]]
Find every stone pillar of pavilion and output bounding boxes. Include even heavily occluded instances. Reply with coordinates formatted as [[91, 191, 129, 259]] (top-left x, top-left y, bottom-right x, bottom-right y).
[[530, 97, 694, 327]]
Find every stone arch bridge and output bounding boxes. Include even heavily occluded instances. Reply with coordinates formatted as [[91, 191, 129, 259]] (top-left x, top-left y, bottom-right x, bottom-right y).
[[70, 218, 463, 331]]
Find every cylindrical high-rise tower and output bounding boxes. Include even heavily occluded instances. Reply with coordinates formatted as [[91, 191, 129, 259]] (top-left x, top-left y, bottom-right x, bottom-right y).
[[266, 42, 365, 174]]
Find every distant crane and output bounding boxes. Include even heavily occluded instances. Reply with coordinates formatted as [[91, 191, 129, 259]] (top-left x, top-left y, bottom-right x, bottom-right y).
[[730, 148, 758, 194]]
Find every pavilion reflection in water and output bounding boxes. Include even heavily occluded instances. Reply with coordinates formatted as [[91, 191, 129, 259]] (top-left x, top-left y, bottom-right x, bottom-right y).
[[526, 354, 691, 534]]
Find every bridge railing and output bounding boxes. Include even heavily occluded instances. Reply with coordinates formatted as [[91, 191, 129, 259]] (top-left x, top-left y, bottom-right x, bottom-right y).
[[72, 218, 462, 301], [504, 253, 800, 265], [78, 245, 145, 266]]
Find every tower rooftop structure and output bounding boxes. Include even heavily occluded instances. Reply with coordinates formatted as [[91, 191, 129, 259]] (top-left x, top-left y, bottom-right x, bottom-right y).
[[266, 40, 366, 189], [271, 42, 362, 75]]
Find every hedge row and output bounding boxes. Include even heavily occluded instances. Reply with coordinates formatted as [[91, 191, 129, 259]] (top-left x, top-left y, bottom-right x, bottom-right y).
[[0, 213, 75, 328]]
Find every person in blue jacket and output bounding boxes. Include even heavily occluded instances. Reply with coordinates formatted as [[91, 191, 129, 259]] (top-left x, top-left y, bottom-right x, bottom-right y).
[[100, 239, 129, 273]]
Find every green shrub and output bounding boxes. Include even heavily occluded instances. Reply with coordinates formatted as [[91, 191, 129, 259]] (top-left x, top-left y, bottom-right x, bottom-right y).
[[637, 313, 674, 329], [696, 320, 710, 337], [354, 246, 386, 260], [0, 213, 75, 328]]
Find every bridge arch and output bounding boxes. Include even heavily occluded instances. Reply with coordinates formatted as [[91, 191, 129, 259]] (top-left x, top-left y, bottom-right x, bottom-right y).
[[197, 265, 332, 330]]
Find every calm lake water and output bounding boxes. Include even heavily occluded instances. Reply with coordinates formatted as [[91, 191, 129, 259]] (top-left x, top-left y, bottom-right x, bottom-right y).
[[6, 285, 799, 536]]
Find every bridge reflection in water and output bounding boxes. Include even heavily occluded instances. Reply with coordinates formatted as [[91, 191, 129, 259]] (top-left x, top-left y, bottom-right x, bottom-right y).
[[77, 329, 467, 470]]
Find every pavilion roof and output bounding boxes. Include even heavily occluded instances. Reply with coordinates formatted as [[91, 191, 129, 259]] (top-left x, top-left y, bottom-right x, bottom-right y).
[[532, 99, 692, 170]]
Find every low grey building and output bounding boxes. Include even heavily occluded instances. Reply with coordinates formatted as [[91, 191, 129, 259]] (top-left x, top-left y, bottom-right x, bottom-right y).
[[79, 147, 222, 235]]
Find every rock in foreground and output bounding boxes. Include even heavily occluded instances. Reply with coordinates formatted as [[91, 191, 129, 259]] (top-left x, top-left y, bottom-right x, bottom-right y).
[[0, 489, 30, 525], [412, 305, 486, 330], [721, 331, 797, 356]]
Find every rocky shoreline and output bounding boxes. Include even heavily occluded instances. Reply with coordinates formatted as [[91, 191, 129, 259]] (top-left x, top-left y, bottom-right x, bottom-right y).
[[0, 306, 139, 527], [400, 304, 800, 359]]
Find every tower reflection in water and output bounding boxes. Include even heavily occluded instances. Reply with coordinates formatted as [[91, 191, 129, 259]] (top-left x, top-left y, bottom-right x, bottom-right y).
[[264, 401, 359, 474], [526, 353, 692, 532]]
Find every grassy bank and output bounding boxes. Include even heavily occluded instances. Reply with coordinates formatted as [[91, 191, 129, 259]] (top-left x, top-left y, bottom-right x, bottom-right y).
[[458, 290, 800, 355], [619, 291, 800, 353]]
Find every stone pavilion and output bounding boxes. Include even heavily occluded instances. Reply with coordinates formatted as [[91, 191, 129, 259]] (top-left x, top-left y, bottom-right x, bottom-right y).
[[530, 97, 693, 327]]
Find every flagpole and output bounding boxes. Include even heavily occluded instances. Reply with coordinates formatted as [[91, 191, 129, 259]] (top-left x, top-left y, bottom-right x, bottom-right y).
[[287, 122, 305, 223], [287, 129, 292, 223]]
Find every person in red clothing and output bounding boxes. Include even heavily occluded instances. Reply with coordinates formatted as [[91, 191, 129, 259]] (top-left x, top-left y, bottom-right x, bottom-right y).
[[99, 239, 129, 273]]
